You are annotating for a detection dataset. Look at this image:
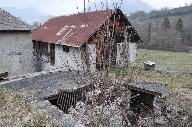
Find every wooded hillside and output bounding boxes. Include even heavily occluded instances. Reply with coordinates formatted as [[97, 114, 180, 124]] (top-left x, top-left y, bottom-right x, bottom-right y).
[[129, 5, 192, 52]]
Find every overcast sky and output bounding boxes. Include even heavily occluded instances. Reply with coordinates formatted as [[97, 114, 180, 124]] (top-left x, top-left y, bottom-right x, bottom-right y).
[[1, 0, 192, 15], [143, 0, 192, 9]]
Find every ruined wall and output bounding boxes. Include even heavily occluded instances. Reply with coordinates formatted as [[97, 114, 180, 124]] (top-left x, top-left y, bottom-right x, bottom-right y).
[[54, 45, 84, 71], [0, 32, 34, 76], [52, 44, 97, 72], [38, 44, 85, 71]]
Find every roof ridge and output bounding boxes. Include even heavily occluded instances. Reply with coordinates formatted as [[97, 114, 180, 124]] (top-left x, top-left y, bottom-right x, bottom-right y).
[[50, 9, 113, 20]]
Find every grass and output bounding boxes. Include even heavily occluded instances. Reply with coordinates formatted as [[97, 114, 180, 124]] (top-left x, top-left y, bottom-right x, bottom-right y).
[[0, 88, 54, 127], [109, 49, 192, 95], [110, 67, 192, 95], [136, 49, 192, 73], [0, 49, 191, 126]]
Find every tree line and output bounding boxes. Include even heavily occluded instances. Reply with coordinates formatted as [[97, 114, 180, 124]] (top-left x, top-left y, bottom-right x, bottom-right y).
[[131, 15, 192, 52]]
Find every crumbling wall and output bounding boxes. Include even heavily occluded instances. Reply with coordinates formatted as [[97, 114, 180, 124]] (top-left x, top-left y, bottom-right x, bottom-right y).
[[54, 45, 84, 71], [36, 44, 85, 72], [0, 32, 34, 76], [33, 43, 97, 72]]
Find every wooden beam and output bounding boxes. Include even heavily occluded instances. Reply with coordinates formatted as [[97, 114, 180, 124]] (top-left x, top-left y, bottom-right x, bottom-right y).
[[128, 86, 162, 97], [43, 94, 59, 100]]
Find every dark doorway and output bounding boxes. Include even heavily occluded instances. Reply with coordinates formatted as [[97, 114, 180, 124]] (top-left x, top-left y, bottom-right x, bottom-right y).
[[130, 90, 155, 117], [50, 44, 55, 65], [48, 98, 58, 106], [44, 94, 59, 107], [33, 41, 49, 72]]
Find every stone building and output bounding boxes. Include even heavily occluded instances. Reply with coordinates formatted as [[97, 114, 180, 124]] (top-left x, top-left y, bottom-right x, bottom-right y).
[[0, 8, 33, 76], [32, 9, 142, 72]]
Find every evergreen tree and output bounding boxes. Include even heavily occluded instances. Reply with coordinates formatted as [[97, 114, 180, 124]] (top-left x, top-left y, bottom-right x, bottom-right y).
[[175, 18, 183, 32], [161, 17, 171, 30]]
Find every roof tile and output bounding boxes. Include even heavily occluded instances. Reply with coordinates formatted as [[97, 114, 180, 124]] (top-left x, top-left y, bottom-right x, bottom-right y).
[[0, 8, 32, 31]]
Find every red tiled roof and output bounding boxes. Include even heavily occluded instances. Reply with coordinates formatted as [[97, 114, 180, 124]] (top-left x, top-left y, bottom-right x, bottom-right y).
[[32, 9, 113, 47]]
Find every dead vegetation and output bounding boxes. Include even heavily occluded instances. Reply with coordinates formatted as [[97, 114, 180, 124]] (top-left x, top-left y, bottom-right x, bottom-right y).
[[0, 66, 192, 126], [109, 66, 192, 95], [0, 87, 54, 127], [67, 68, 192, 127]]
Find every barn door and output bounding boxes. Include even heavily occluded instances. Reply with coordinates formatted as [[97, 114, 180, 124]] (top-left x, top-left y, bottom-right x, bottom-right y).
[[50, 44, 55, 65]]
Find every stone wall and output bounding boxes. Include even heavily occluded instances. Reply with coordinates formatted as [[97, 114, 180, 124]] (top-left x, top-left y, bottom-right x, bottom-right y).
[[0, 31, 34, 76], [54, 45, 84, 71], [34, 42, 136, 72], [35, 44, 85, 72]]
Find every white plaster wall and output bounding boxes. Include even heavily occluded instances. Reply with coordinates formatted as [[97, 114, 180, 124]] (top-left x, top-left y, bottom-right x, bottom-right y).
[[129, 43, 137, 66], [116, 42, 137, 67], [116, 43, 125, 67], [88, 44, 96, 72], [44, 45, 84, 71], [0, 32, 34, 76], [39, 42, 136, 72], [55, 45, 84, 70]]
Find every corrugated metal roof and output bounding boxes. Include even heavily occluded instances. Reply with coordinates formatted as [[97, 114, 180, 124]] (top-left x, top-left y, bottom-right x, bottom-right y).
[[129, 82, 170, 97], [32, 9, 142, 47], [0, 8, 32, 31], [33, 9, 113, 47]]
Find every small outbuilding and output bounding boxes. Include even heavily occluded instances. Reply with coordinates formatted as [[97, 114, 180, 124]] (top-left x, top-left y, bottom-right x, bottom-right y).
[[0, 8, 34, 76]]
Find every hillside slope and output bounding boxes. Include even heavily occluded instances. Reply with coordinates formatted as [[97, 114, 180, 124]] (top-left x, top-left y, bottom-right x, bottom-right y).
[[129, 5, 192, 52], [87, 0, 154, 14], [130, 5, 192, 21]]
